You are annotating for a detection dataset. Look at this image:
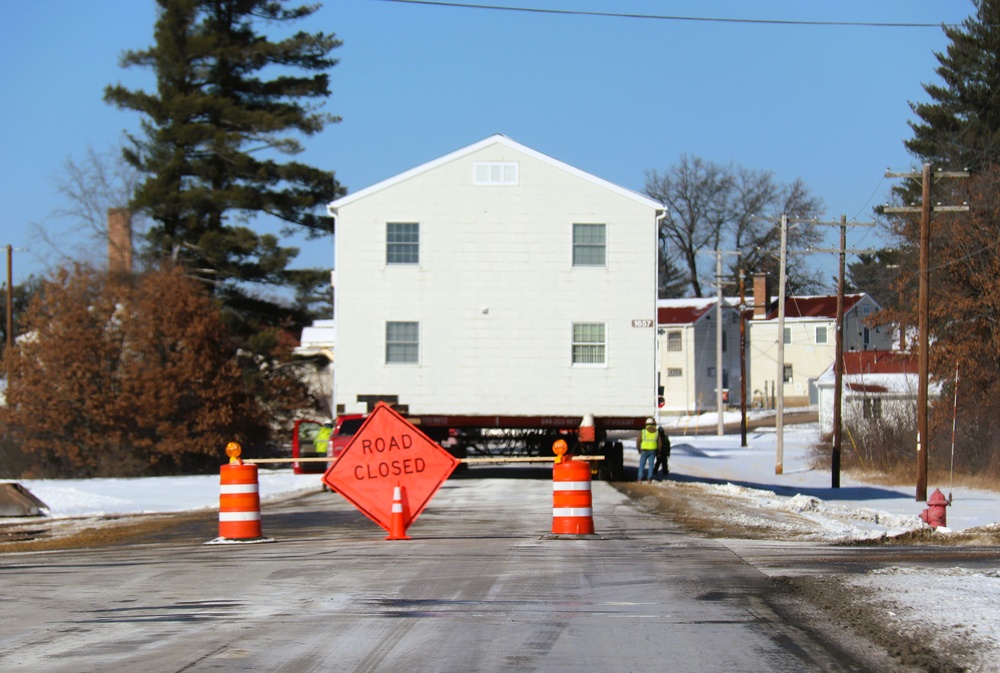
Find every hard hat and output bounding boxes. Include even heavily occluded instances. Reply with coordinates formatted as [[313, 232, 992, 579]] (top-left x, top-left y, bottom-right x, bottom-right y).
[[645, 417, 655, 425]]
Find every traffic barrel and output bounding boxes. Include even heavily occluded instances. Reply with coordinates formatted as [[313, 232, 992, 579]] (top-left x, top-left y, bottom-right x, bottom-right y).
[[218, 443, 263, 540], [552, 454, 595, 535]]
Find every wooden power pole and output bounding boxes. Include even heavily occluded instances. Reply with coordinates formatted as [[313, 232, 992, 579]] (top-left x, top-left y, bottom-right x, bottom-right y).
[[885, 164, 968, 502]]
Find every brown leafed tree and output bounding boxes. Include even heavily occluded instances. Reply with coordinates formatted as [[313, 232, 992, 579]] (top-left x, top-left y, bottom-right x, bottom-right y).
[[879, 167, 1000, 474], [2, 265, 269, 477]]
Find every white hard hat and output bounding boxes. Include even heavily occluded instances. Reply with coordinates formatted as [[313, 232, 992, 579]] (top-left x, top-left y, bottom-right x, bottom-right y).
[[645, 417, 655, 425]]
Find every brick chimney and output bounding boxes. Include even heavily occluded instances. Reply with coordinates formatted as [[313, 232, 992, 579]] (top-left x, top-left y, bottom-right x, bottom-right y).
[[753, 273, 770, 319], [108, 208, 133, 275]]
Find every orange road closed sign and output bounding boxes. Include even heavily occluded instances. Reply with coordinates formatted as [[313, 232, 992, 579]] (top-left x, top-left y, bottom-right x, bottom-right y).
[[322, 402, 460, 534]]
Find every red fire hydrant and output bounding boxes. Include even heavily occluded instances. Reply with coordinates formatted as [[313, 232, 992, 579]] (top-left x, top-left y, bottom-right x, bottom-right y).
[[919, 488, 950, 529]]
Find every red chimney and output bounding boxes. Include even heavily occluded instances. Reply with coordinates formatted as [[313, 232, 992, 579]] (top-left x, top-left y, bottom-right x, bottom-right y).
[[753, 273, 770, 319], [108, 208, 133, 275]]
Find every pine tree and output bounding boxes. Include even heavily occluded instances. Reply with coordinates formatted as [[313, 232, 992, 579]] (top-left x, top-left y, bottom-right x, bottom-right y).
[[657, 249, 689, 299], [845, 249, 901, 310], [906, 0, 1000, 171], [104, 0, 344, 345]]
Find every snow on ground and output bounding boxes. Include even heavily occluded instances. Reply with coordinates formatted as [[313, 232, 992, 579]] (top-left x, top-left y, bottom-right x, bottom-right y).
[[3, 413, 1000, 669], [3, 470, 321, 518], [648, 411, 1000, 671]]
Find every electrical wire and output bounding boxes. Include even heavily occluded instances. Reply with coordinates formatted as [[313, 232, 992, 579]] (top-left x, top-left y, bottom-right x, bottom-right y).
[[377, 0, 963, 28]]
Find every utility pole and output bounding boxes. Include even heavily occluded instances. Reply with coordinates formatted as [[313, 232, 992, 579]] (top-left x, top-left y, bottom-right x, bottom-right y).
[[699, 248, 739, 436], [711, 249, 740, 436], [760, 214, 811, 474], [833, 220, 846, 488], [5, 245, 12, 352], [768, 214, 873, 476], [775, 215, 788, 474], [885, 164, 968, 502], [810, 217, 877, 488], [716, 249, 724, 436], [738, 270, 748, 447]]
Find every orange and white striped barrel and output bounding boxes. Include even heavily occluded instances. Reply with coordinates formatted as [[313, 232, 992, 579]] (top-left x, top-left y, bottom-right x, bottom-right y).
[[219, 463, 262, 539], [552, 457, 594, 535]]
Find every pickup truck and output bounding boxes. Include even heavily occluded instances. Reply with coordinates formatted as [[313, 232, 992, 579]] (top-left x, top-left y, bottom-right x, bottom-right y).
[[291, 414, 365, 474]]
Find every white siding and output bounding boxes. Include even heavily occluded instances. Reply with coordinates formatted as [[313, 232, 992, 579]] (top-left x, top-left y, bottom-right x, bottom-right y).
[[332, 138, 660, 418]]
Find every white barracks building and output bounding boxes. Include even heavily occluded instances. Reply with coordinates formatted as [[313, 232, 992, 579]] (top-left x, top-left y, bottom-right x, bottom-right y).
[[327, 135, 664, 431]]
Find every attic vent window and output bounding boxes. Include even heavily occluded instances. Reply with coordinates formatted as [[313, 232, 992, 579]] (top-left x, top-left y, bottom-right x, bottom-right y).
[[474, 161, 519, 185]]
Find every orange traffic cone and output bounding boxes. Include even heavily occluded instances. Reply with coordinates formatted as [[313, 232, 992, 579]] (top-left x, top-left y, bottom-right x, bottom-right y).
[[386, 485, 411, 540]]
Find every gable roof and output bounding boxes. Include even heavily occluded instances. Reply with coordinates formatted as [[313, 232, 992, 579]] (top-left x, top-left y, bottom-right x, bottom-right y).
[[657, 297, 740, 326], [760, 294, 868, 320], [327, 134, 664, 212], [656, 300, 715, 325], [841, 350, 917, 376]]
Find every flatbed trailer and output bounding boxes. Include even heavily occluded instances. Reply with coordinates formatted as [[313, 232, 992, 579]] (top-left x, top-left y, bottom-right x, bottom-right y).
[[404, 413, 641, 480]]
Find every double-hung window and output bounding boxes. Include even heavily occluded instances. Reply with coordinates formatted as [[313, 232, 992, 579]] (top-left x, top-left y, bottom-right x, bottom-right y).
[[573, 223, 606, 266], [387, 222, 419, 265], [815, 326, 828, 344], [666, 330, 682, 352], [386, 321, 419, 364], [572, 323, 606, 365]]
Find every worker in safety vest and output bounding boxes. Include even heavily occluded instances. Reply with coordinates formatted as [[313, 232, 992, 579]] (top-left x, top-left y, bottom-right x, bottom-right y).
[[636, 417, 660, 483], [314, 421, 333, 455]]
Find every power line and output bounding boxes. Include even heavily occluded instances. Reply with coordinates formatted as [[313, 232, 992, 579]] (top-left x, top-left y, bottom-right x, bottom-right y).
[[378, 0, 965, 28]]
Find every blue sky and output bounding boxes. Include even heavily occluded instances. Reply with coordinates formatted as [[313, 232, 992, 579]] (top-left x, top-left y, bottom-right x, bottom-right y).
[[0, 1, 976, 292]]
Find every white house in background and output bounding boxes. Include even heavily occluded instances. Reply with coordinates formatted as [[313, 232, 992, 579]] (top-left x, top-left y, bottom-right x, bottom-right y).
[[747, 275, 894, 408], [293, 319, 337, 418], [816, 351, 938, 435], [295, 319, 336, 362], [657, 298, 742, 415], [326, 134, 664, 421]]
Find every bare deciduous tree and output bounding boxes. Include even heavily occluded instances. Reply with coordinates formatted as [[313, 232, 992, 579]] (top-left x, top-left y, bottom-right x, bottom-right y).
[[645, 156, 825, 297], [30, 144, 147, 272]]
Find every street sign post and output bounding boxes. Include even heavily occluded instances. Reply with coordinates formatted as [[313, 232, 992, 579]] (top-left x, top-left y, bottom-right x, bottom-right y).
[[322, 402, 460, 536]]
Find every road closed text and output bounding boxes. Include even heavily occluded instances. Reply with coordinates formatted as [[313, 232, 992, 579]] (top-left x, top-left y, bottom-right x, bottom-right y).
[[353, 433, 427, 480]]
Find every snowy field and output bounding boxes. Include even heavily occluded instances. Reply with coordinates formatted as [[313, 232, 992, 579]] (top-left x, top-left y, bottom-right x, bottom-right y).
[[3, 414, 1000, 669], [7, 470, 322, 518]]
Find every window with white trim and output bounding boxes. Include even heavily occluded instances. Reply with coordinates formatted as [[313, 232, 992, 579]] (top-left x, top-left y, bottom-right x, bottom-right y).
[[474, 161, 519, 185], [815, 326, 828, 344], [783, 364, 793, 383], [783, 326, 792, 344], [573, 223, 606, 267], [667, 368, 682, 377], [572, 322, 606, 365], [386, 321, 419, 364], [666, 330, 682, 352], [386, 223, 419, 265]]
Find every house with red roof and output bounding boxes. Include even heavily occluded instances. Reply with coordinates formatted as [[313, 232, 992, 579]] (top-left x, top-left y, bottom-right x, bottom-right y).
[[815, 351, 938, 435], [746, 275, 895, 408], [657, 298, 741, 414]]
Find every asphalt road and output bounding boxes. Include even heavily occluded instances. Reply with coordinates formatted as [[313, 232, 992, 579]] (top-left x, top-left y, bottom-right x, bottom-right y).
[[1, 468, 869, 673]]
